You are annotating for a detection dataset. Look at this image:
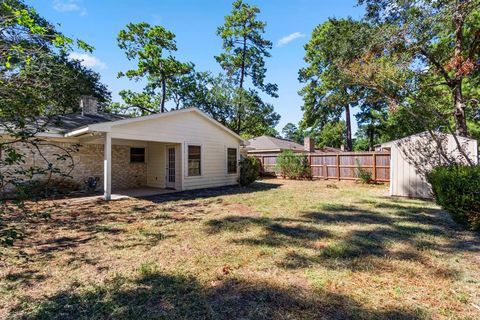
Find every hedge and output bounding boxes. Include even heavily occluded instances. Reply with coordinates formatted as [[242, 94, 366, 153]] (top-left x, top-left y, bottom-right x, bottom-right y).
[[426, 165, 480, 230]]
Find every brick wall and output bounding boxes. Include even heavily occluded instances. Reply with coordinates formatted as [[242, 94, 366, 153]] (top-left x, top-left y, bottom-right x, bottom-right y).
[[3, 141, 147, 192]]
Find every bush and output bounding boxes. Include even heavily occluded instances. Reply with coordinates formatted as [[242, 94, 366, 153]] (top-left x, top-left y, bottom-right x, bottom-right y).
[[426, 165, 480, 230], [275, 150, 311, 179], [239, 157, 261, 186], [355, 159, 373, 184], [15, 178, 81, 199]]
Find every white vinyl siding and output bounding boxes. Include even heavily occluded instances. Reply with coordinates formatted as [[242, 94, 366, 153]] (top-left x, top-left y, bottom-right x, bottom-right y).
[[147, 142, 165, 188], [110, 111, 240, 191]]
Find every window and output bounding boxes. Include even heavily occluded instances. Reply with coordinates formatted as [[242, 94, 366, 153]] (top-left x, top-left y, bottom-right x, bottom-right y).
[[227, 148, 237, 174], [188, 145, 201, 176], [130, 147, 145, 163]]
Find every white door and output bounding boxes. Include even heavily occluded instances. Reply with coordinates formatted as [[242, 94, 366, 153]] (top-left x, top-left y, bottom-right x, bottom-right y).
[[165, 146, 176, 189]]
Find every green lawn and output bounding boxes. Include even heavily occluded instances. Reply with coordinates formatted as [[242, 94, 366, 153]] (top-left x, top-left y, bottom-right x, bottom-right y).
[[1, 179, 479, 319]]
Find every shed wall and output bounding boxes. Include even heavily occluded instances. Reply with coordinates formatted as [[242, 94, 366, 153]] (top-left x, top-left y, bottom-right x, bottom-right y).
[[389, 134, 478, 198]]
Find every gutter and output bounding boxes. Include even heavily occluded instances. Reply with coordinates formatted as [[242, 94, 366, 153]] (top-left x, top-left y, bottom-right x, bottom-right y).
[[64, 126, 91, 137]]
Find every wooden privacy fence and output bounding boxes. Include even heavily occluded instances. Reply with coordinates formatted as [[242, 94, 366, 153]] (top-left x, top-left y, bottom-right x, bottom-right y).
[[254, 152, 391, 182]]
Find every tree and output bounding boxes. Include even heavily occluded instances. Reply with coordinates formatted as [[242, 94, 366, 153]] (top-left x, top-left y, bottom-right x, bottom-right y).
[[174, 72, 280, 138], [353, 92, 389, 150], [216, 0, 278, 134], [282, 123, 304, 143], [357, 0, 480, 137], [299, 19, 374, 151], [117, 22, 192, 113], [313, 121, 346, 149], [1, 0, 109, 245]]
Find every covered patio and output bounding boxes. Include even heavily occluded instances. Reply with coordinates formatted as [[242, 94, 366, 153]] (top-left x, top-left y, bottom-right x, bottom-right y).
[[64, 129, 185, 200]]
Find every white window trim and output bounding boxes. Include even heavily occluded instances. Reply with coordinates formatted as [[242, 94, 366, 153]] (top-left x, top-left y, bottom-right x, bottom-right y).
[[185, 143, 203, 178], [225, 145, 239, 176]]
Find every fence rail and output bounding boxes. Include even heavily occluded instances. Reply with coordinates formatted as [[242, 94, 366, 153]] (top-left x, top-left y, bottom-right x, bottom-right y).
[[253, 151, 391, 182]]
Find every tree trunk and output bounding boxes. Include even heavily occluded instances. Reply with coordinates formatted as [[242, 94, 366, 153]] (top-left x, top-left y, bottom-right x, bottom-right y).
[[451, 5, 468, 136], [345, 104, 352, 151], [160, 76, 166, 113], [235, 34, 247, 134], [452, 80, 468, 136], [368, 127, 375, 151]]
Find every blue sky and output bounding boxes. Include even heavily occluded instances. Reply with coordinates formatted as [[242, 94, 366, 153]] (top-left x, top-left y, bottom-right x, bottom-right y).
[[27, 0, 364, 134]]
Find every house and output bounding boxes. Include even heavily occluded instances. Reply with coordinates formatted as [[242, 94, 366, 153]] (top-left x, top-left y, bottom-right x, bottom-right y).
[[1, 97, 245, 200], [246, 135, 342, 156], [377, 132, 478, 198]]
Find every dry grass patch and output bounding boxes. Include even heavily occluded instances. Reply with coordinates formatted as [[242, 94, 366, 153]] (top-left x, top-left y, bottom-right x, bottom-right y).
[[1, 179, 479, 319]]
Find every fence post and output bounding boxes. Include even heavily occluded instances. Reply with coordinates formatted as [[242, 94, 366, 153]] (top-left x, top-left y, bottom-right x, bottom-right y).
[[373, 153, 377, 182], [323, 155, 327, 179], [308, 154, 312, 177], [336, 154, 340, 181]]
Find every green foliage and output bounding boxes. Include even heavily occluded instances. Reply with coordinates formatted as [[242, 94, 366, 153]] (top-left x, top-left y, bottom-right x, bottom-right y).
[[0, 0, 101, 165], [275, 150, 311, 179], [239, 157, 260, 186], [299, 18, 378, 151], [0, 0, 108, 246], [164, 72, 280, 138], [281, 123, 304, 144], [355, 159, 373, 184], [117, 22, 193, 113], [216, 0, 279, 134], [216, 0, 277, 97], [314, 121, 346, 149], [427, 165, 480, 230], [353, 0, 480, 137]]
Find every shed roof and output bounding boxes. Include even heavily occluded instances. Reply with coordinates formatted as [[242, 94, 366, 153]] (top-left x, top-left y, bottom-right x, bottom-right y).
[[377, 131, 477, 148]]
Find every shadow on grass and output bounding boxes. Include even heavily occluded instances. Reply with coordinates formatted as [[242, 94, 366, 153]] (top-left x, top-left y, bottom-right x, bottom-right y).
[[8, 183, 280, 264], [205, 216, 332, 250], [204, 200, 479, 274], [143, 181, 281, 203], [12, 270, 424, 320]]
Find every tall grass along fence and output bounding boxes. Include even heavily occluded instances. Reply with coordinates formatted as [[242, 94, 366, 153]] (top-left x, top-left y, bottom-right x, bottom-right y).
[[254, 151, 391, 182]]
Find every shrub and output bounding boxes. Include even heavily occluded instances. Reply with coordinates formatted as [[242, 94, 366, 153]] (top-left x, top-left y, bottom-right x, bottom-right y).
[[426, 165, 480, 230], [355, 159, 373, 184], [275, 150, 311, 179], [239, 157, 260, 186], [15, 178, 81, 199]]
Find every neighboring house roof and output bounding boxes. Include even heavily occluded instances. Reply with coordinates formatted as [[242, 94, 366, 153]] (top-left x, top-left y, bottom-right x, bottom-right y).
[[247, 135, 305, 152]]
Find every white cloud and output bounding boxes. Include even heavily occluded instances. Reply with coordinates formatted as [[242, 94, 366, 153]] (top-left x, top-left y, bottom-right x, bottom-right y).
[[277, 32, 305, 47], [69, 52, 107, 70], [52, 0, 87, 16]]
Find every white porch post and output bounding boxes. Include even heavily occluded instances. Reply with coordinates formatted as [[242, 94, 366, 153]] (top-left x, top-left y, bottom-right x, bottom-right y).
[[180, 142, 185, 191], [104, 132, 112, 200]]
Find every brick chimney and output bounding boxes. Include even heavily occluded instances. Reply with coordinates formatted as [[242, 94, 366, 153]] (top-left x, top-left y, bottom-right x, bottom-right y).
[[80, 96, 98, 115], [304, 136, 315, 153]]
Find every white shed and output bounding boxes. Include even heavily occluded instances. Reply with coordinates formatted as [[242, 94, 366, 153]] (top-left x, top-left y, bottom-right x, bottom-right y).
[[377, 132, 478, 198]]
